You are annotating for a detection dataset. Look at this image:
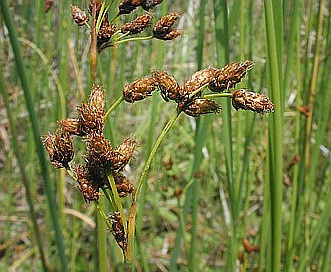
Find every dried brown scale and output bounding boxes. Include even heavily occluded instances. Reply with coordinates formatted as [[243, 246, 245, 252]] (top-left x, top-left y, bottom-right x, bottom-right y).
[[123, 77, 156, 103], [158, 29, 182, 41], [77, 102, 105, 135], [182, 67, 217, 97], [89, 84, 106, 111], [85, 154, 109, 187], [121, 14, 152, 35], [141, 0, 163, 11], [152, 70, 181, 102], [153, 13, 180, 39], [232, 89, 274, 114], [59, 118, 80, 135], [110, 138, 138, 171], [97, 23, 117, 48], [86, 133, 113, 163], [74, 165, 100, 202], [88, 0, 103, 16], [71, 5, 89, 26], [118, 0, 143, 14], [42, 130, 74, 169], [209, 60, 254, 92], [110, 212, 127, 252], [112, 172, 134, 197], [183, 98, 221, 117]]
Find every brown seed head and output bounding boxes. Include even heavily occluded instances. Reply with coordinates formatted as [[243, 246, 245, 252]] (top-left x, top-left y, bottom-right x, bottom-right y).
[[153, 13, 180, 39], [142, 0, 163, 11], [110, 138, 138, 171], [112, 172, 134, 197], [74, 165, 100, 202], [158, 29, 182, 41], [42, 130, 74, 169], [109, 212, 127, 252], [152, 70, 181, 102], [77, 102, 105, 135], [123, 77, 156, 103], [98, 22, 117, 48], [183, 98, 221, 117], [182, 67, 217, 97], [59, 118, 80, 135], [232, 89, 274, 114], [118, 0, 143, 14], [86, 133, 113, 165], [209, 60, 254, 92], [121, 14, 152, 35], [71, 5, 89, 26], [89, 84, 106, 111]]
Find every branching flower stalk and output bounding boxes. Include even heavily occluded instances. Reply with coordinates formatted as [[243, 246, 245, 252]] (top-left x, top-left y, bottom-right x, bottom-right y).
[[43, 1, 275, 270]]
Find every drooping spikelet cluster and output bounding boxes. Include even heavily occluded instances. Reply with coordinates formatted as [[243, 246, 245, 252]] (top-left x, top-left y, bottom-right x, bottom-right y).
[[42, 85, 138, 203], [71, 0, 182, 52], [122, 60, 274, 116]]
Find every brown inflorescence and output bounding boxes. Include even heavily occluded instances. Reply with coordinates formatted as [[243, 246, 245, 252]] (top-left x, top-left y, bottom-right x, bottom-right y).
[[98, 21, 117, 49], [110, 138, 138, 171], [183, 98, 221, 117], [141, 0, 163, 11], [209, 60, 254, 92], [121, 14, 152, 35], [112, 171, 134, 197], [110, 212, 127, 252], [118, 0, 163, 14], [153, 13, 181, 40], [123, 77, 156, 103], [232, 89, 274, 114], [152, 70, 181, 102], [45, 0, 54, 13], [74, 165, 100, 202], [42, 130, 74, 169], [71, 5, 89, 26]]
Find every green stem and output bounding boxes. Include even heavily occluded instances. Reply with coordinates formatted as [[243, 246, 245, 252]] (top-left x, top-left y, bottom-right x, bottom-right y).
[[134, 110, 181, 201], [105, 95, 125, 120], [264, 0, 283, 271]]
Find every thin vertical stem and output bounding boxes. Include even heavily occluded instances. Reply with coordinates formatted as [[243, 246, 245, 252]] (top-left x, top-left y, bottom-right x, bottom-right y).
[[264, 1, 283, 271]]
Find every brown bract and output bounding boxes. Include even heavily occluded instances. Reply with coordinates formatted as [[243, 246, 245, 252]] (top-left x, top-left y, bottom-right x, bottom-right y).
[[232, 89, 274, 114], [42, 130, 74, 169], [209, 60, 254, 92], [183, 98, 221, 117], [121, 14, 152, 35], [153, 13, 181, 40], [71, 5, 89, 26], [123, 77, 156, 103], [153, 70, 181, 102]]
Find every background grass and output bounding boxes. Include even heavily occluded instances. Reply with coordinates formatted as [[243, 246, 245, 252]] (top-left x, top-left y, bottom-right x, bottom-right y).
[[1, 0, 331, 271]]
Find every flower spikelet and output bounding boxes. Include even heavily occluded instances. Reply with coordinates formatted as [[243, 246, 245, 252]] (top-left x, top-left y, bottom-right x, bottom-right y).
[[121, 14, 152, 35], [59, 118, 80, 135], [182, 67, 216, 98], [111, 138, 138, 171], [110, 212, 127, 252], [88, 0, 103, 16], [152, 70, 181, 102], [183, 98, 221, 117], [142, 0, 163, 11], [98, 21, 117, 48], [118, 0, 142, 14], [74, 165, 100, 202], [112, 171, 134, 197], [76, 85, 105, 135], [123, 77, 156, 103], [71, 5, 89, 26], [209, 60, 254, 92], [86, 133, 113, 165], [153, 13, 180, 40], [42, 130, 74, 169], [232, 89, 274, 114], [160, 29, 182, 40]]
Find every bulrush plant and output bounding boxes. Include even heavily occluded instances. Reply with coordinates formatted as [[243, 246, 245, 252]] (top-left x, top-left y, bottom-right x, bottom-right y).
[[42, 0, 275, 270]]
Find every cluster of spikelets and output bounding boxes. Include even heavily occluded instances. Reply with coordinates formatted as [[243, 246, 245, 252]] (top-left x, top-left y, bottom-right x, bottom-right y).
[[42, 85, 138, 203], [123, 60, 275, 116], [71, 0, 182, 52]]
